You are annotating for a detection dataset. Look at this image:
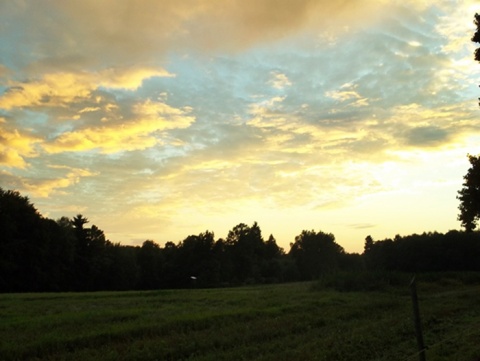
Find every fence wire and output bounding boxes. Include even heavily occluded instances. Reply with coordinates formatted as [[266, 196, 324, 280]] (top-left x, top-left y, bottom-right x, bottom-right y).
[[375, 285, 480, 361]]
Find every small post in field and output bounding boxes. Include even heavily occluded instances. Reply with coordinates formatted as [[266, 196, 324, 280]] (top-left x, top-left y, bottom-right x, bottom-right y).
[[410, 275, 426, 361]]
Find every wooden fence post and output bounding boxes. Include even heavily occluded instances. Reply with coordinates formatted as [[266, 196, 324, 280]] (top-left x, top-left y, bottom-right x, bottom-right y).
[[410, 275, 426, 361]]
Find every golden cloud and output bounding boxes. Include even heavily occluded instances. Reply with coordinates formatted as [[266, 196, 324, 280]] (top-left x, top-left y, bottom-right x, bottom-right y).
[[325, 83, 370, 107], [0, 73, 92, 110], [269, 72, 292, 89], [0, 127, 41, 168], [22, 167, 97, 197], [0, 67, 173, 110], [44, 100, 195, 154], [97, 67, 175, 90]]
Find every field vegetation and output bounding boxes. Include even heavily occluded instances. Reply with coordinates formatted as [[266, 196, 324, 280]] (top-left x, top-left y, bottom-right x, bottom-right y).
[[1, 273, 480, 361]]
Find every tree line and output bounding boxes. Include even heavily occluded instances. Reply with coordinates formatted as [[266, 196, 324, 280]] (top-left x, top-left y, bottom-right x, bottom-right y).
[[0, 187, 353, 292], [1, 187, 480, 293]]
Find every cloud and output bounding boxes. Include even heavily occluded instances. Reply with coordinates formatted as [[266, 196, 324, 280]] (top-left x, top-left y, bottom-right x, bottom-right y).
[[0, 68, 173, 110], [269, 72, 292, 89], [348, 223, 377, 230], [0, 64, 9, 78], [404, 126, 450, 147], [21, 166, 97, 198], [1, 0, 397, 73], [434, 0, 480, 55], [98, 67, 175, 90], [43, 99, 195, 154], [184, 0, 392, 53], [0, 125, 41, 168], [0, 72, 93, 110], [385, 102, 478, 149], [0, 163, 96, 197], [325, 83, 370, 107], [1, 0, 478, 251]]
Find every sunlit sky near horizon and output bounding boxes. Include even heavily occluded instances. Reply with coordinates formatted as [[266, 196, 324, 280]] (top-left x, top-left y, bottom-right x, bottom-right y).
[[1, 0, 480, 253]]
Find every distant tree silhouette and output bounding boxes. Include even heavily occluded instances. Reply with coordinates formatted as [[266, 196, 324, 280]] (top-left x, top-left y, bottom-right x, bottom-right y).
[[160, 241, 180, 288], [107, 244, 139, 290], [262, 234, 285, 282], [226, 222, 265, 283], [68, 214, 115, 290], [175, 231, 218, 287], [457, 154, 480, 232], [362, 231, 480, 272], [289, 230, 344, 280], [137, 240, 162, 289], [5, 185, 480, 293]]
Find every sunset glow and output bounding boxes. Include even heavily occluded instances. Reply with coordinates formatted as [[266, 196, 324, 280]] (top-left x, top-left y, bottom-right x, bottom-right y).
[[1, 0, 480, 252]]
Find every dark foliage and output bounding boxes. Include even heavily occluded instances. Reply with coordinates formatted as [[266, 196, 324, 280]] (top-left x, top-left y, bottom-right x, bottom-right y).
[[288, 230, 344, 280], [457, 154, 480, 231], [473, 14, 480, 104], [363, 231, 480, 273], [473, 14, 480, 62], [2, 187, 480, 292]]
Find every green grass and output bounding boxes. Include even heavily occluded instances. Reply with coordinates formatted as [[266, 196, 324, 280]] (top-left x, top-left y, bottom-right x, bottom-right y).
[[1, 274, 480, 361]]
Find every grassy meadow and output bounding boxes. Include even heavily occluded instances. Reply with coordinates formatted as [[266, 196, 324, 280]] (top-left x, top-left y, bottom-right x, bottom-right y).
[[1, 273, 480, 361]]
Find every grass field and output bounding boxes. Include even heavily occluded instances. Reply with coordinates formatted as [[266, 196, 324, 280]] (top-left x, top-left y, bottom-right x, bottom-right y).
[[1, 273, 480, 361]]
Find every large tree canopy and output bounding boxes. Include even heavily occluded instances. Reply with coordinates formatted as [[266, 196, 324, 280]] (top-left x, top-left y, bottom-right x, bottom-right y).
[[289, 230, 344, 280], [457, 15, 480, 231], [457, 155, 480, 232]]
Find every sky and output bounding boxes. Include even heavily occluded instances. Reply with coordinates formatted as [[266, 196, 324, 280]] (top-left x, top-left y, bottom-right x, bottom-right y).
[[1, 0, 480, 253]]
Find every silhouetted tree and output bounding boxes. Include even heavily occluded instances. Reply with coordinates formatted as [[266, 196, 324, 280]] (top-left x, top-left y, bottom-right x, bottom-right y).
[[212, 238, 234, 285], [457, 154, 480, 232], [363, 235, 376, 269], [138, 240, 162, 289], [160, 241, 179, 288], [289, 230, 344, 280], [362, 231, 480, 272], [68, 214, 114, 290], [226, 222, 266, 283], [261, 234, 285, 282], [107, 244, 139, 290], [473, 13, 480, 59], [175, 231, 218, 287], [0, 188, 49, 291], [39, 217, 75, 291], [6, 185, 480, 292], [87, 225, 114, 290]]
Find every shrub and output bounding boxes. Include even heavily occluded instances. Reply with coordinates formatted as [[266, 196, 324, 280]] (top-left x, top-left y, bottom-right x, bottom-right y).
[[312, 271, 410, 292]]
